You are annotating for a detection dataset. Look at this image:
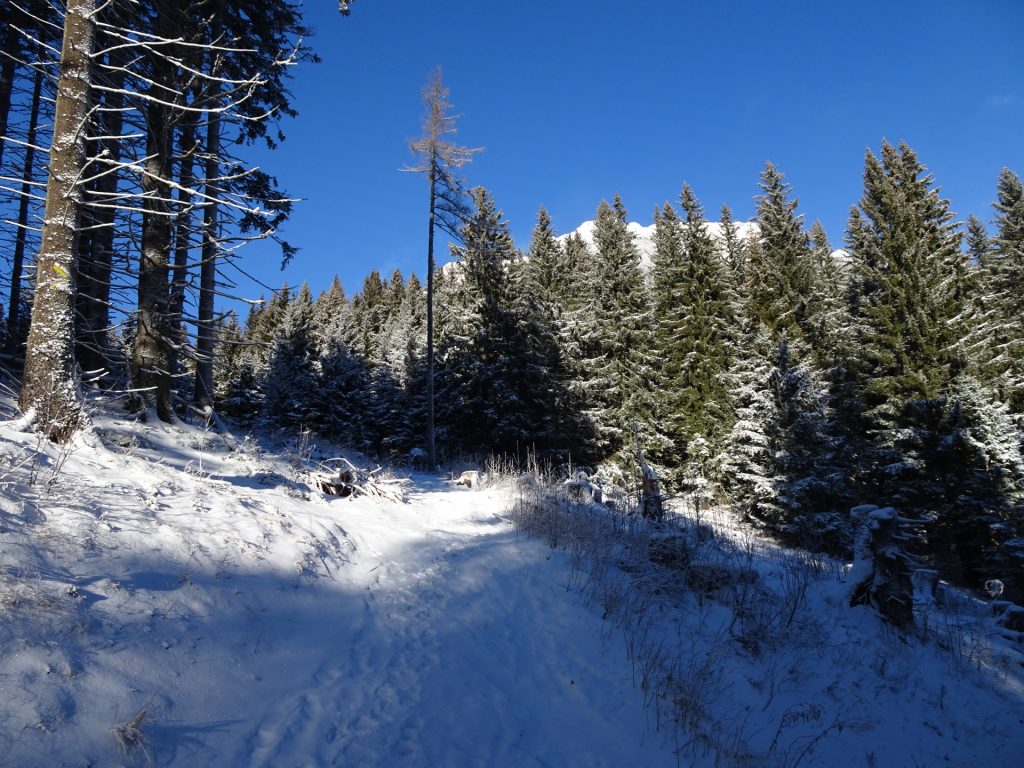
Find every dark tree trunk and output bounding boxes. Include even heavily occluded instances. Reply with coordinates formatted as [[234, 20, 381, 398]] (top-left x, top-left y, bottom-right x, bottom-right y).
[[4, 54, 43, 355], [131, 0, 176, 421], [0, 3, 21, 175], [425, 162, 437, 470], [193, 9, 222, 410], [169, 113, 196, 382], [19, 0, 97, 440], [75, 41, 126, 375], [193, 103, 220, 409]]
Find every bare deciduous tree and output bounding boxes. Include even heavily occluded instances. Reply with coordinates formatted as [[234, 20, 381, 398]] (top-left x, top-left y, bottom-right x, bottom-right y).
[[405, 67, 481, 470]]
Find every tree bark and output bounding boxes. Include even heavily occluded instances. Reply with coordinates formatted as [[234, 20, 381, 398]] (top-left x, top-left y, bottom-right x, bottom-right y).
[[193, 104, 220, 409], [169, 112, 196, 382], [19, 0, 97, 440], [193, 23, 221, 410], [0, 3, 22, 175], [4, 54, 43, 355], [131, 0, 176, 421], [425, 161, 437, 470], [75, 42, 125, 375]]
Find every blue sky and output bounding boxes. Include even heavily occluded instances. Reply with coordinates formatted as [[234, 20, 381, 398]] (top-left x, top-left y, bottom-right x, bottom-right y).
[[238, 0, 1024, 303]]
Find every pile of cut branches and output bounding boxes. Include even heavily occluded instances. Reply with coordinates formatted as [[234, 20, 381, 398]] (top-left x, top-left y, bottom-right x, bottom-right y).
[[311, 457, 409, 503]]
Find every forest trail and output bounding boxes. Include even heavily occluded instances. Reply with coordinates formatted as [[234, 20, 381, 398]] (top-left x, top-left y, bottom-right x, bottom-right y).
[[3, 415, 1023, 768], [0, 416, 676, 768], [241, 477, 675, 767]]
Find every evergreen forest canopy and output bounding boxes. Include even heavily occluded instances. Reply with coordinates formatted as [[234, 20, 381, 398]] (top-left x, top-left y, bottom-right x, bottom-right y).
[[217, 152, 1024, 602], [0, 3, 1021, 603]]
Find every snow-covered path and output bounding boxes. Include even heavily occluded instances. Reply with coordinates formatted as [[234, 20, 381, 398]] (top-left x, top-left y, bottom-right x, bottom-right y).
[[243, 478, 674, 767], [0, 414, 677, 767], [5, 417, 1024, 767], [0, 415, 678, 768]]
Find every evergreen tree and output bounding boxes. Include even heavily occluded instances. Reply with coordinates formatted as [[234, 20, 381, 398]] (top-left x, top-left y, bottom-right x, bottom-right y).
[[716, 333, 848, 550], [804, 220, 849, 370], [986, 168, 1024, 412], [352, 270, 388, 364], [261, 282, 317, 429], [311, 277, 372, 449], [651, 186, 735, 488], [965, 215, 992, 268], [221, 287, 291, 419], [847, 142, 1023, 594], [581, 195, 658, 469], [436, 188, 560, 458], [380, 273, 429, 455], [519, 207, 596, 462], [650, 202, 683, 331], [849, 142, 964, 428], [212, 311, 247, 408], [19, 0, 97, 440], [718, 203, 747, 281], [524, 206, 565, 308], [715, 327, 782, 526], [747, 163, 814, 344]]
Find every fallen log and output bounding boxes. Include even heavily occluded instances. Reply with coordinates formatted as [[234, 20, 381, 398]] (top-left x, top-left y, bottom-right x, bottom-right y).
[[312, 457, 410, 503]]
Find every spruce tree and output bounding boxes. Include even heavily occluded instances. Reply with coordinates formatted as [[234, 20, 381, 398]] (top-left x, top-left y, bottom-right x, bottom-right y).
[[582, 195, 658, 471], [524, 205, 565, 308], [379, 273, 429, 455], [19, 0, 97, 440], [437, 188, 560, 458], [652, 186, 736, 489], [747, 163, 814, 344], [313, 278, 372, 448], [718, 203, 747, 280], [519, 206, 596, 462], [717, 333, 847, 550], [987, 168, 1024, 412], [847, 142, 1023, 595], [262, 282, 317, 429], [804, 220, 849, 370]]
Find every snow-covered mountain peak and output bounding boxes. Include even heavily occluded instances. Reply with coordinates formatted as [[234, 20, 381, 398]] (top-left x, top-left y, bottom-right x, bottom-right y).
[[558, 218, 761, 269]]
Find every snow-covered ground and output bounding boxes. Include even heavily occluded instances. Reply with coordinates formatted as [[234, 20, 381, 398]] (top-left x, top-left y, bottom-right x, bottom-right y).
[[1, 393, 1022, 767], [0, 396, 674, 767]]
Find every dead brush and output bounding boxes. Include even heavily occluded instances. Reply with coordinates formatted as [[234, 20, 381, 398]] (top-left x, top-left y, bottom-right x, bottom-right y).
[[111, 698, 154, 760]]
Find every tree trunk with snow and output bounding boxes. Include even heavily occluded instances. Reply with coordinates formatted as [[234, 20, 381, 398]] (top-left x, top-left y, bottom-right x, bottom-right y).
[[75, 37, 125, 375], [193, 49, 221, 410], [169, 111, 196, 384], [131, 0, 177, 422], [19, 0, 97, 441]]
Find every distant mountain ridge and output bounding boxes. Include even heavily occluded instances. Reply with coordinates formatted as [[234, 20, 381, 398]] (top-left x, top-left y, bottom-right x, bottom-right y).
[[557, 219, 850, 269], [558, 219, 760, 269]]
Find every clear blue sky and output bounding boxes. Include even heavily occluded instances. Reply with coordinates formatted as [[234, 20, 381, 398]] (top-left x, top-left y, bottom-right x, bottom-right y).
[[238, 0, 1024, 303]]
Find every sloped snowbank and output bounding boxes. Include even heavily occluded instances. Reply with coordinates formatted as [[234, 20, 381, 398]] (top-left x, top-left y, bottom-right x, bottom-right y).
[[505, 481, 1024, 767]]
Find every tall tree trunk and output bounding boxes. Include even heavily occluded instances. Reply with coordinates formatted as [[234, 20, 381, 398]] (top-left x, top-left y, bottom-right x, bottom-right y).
[[75, 42, 126, 375], [0, 3, 22, 175], [4, 55, 44, 355], [193, 6, 222, 411], [169, 113, 196, 382], [74, 51, 98, 364], [425, 162, 437, 470], [19, 0, 97, 440], [193, 96, 220, 409], [131, 0, 176, 421]]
